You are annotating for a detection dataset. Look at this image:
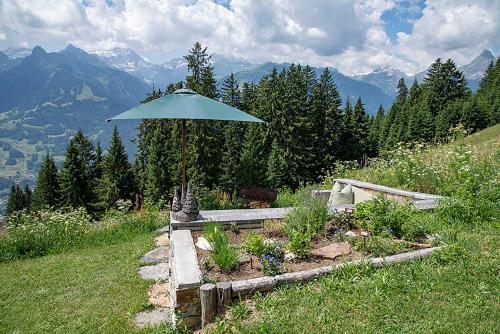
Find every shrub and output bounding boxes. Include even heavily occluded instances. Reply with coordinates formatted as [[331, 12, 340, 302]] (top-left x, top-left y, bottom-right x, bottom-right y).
[[242, 231, 267, 257], [284, 196, 328, 237], [354, 197, 422, 238], [326, 212, 355, 235], [287, 230, 312, 259], [198, 188, 244, 210]]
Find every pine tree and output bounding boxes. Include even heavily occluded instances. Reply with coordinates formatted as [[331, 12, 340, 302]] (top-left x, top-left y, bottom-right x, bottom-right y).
[[184, 42, 223, 189], [311, 67, 342, 175], [220, 74, 245, 194], [59, 140, 90, 209], [351, 98, 371, 161], [339, 98, 354, 160], [144, 123, 177, 204], [5, 185, 29, 216], [266, 139, 289, 190], [24, 185, 32, 210], [476, 59, 500, 126], [369, 105, 385, 155], [100, 126, 134, 208], [32, 153, 59, 211], [236, 124, 268, 188]]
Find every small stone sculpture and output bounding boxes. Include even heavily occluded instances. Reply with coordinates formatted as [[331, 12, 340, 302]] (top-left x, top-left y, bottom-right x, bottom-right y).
[[172, 184, 200, 222], [172, 187, 182, 212]]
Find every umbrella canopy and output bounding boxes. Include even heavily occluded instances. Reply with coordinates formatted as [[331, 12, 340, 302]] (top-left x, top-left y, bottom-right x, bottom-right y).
[[108, 88, 264, 123], [108, 88, 264, 192]]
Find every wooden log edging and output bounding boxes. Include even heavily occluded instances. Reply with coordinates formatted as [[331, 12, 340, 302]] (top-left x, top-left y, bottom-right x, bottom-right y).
[[231, 247, 441, 296]]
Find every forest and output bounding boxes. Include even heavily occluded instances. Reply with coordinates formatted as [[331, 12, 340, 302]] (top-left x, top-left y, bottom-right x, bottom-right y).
[[6, 42, 500, 216]]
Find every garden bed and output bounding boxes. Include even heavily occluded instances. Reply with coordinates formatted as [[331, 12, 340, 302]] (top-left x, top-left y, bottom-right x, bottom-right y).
[[193, 220, 434, 283]]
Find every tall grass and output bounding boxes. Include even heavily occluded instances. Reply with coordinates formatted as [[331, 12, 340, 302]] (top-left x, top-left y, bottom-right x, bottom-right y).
[[203, 222, 239, 271], [327, 124, 500, 227], [0, 208, 164, 262]]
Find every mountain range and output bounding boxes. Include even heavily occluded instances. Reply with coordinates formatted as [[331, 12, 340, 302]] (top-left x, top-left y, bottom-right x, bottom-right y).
[[0, 44, 496, 212]]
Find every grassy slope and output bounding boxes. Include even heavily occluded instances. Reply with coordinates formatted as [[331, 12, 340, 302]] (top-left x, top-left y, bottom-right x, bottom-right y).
[[214, 125, 500, 334], [0, 233, 156, 334]]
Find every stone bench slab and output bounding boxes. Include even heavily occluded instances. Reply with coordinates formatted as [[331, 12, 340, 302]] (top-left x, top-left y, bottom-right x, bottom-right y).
[[170, 207, 292, 231]]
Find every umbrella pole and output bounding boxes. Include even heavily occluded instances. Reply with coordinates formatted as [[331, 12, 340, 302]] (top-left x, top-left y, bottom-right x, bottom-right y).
[[181, 119, 187, 191]]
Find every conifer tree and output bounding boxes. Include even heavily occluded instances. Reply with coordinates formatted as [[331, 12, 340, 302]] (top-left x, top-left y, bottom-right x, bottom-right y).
[[476, 59, 500, 126], [311, 67, 342, 174], [220, 74, 245, 194], [5, 185, 29, 215], [184, 42, 222, 189], [339, 98, 354, 160], [144, 123, 176, 204], [59, 140, 90, 209], [100, 126, 134, 208], [24, 185, 32, 210], [351, 98, 371, 161], [32, 153, 59, 211], [266, 139, 289, 190], [236, 124, 267, 188], [369, 105, 385, 155]]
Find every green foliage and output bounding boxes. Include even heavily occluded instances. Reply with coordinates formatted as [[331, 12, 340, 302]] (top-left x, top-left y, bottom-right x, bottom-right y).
[[430, 243, 467, 265], [31, 153, 59, 211], [203, 222, 239, 271], [287, 229, 312, 259], [59, 132, 94, 210], [98, 126, 135, 210], [1, 208, 92, 260], [5, 184, 31, 216], [352, 236, 410, 257], [197, 187, 243, 210], [284, 196, 329, 236], [0, 208, 162, 262], [242, 231, 267, 257], [354, 197, 421, 238]]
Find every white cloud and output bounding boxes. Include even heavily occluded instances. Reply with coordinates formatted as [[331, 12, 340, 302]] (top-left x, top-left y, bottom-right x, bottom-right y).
[[0, 32, 5, 41], [0, 0, 498, 75]]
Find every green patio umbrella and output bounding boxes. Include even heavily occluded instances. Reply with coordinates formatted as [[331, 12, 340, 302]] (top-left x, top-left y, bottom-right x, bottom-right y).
[[108, 88, 264, 190]]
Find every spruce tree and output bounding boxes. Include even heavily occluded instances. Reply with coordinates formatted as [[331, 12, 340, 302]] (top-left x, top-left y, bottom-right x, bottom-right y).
[[5, 185, 29, 216], [185, 42, 222, 189], [476, 59, 500, 126], [220, 74, 245, 194], [311, 67, 342, 174], [351, 98, 371, 161], [236, 123, 268, 188], [266, 139, 289, 190], [59, 140, 90, 209], [100, 126, 134, 208], [369, 105, 385, 155], [32, 153, 59, 211], [24, 185, 32, 210], [144, 123, 177, 204]]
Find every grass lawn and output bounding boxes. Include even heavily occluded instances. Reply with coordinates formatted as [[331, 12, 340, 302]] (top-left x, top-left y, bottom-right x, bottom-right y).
[[0, 232, 158, 334], [218, 227, 499, 334]]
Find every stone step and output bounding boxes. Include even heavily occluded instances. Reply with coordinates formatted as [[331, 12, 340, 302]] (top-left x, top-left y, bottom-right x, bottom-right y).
[[134, 307, 172, 328], [148, 282, 173, 308], [139, 263, 170, 281], [140, 246, 169, 265], [155, 233, 170, 247]]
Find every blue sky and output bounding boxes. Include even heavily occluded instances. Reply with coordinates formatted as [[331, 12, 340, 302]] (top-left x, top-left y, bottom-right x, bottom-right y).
[[382, 0, 426, 43], [0, 0, 498, 75]]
